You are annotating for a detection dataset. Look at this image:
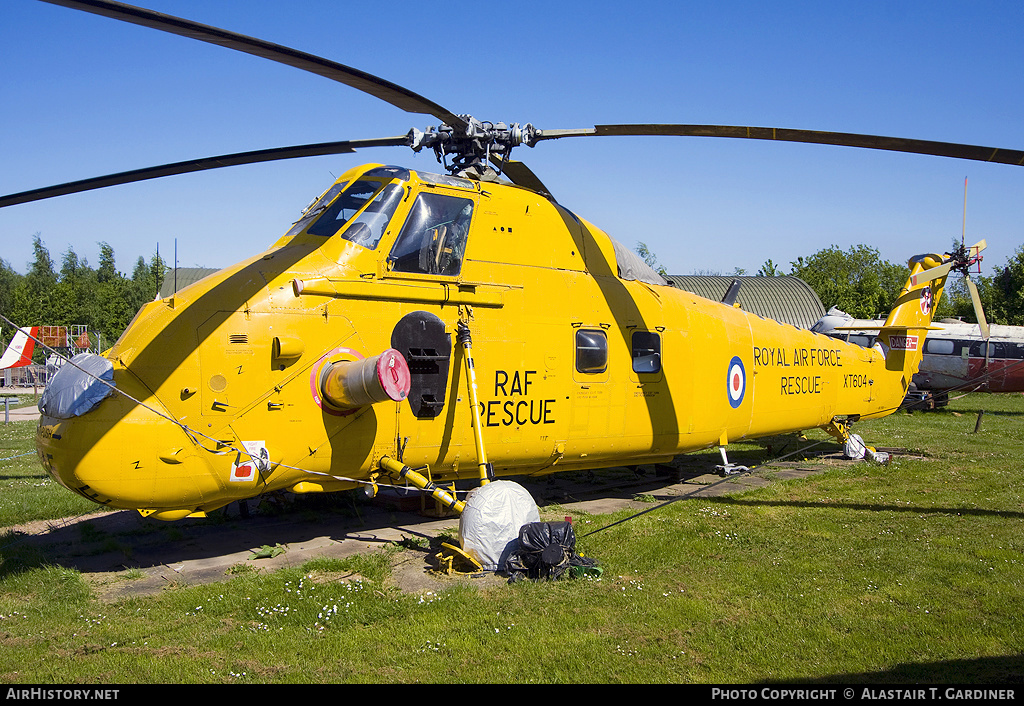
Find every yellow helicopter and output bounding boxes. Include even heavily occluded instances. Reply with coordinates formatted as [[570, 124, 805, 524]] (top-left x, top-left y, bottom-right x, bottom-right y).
[[6, 0, 1024, 521]]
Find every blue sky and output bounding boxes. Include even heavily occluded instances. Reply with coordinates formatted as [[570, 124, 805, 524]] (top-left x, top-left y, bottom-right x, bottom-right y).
[[2, 0, 1022, 281]]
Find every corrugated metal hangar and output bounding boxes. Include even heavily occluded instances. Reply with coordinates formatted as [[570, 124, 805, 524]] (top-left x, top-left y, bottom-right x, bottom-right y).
[[664, 275, 825, 330]]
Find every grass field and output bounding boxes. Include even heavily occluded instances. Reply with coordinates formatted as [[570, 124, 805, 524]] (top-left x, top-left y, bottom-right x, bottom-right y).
[[0, 392, 1021, 683]]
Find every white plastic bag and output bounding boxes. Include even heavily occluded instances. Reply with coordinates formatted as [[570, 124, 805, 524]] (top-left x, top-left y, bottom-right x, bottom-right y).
[[844, 433, 867, 460], [458, 480, 540, 571]]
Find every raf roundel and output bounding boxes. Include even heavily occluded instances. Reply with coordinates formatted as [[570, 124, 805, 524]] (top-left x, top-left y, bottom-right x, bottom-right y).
[[727, 356, 746, 408], [919, 286, 933, 315]]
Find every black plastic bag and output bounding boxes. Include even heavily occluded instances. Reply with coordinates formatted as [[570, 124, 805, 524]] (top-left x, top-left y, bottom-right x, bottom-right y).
[[504, 521, 598, 583]]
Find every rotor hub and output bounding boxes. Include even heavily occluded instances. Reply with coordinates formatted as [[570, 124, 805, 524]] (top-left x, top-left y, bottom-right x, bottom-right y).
[[407, 116, 537, 176], [947, 241, 984, 273]]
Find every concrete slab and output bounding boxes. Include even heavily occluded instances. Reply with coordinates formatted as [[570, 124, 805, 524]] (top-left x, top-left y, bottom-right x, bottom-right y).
[[0, 389, 40, 423], [3, 407, 40, 423], [2, 450, 853, 601]]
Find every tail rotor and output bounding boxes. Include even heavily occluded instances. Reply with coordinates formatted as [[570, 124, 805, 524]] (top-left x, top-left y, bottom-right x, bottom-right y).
[[907, 239, 989, 340]]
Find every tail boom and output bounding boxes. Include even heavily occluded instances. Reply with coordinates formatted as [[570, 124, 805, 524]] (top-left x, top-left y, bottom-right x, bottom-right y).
[[866, 253, 948, 415]]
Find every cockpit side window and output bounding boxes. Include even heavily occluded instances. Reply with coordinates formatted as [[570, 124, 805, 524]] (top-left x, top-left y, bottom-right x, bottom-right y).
[[388, 193, 474, 276], [336, 183, 404, 250], [307, 179, 385, 237], [285, 181, 348, 237]]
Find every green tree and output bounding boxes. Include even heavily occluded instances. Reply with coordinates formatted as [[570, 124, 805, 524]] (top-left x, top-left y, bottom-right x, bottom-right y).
[[0, 259, 24, 354], [757, 259, 783, 277], [931, 272, 993, 324], [128, 250, 168, 311], [95, 275, 139, 343], [790, 244, 909, 319], [0, 258, 22, 323], [97, 242, 117, 284], [988, 245, 1024, 325], [10, 234, 58, 327], [635, 241, 668, 276], [5, 235, 167, 350], [51, 246, 98, 329]]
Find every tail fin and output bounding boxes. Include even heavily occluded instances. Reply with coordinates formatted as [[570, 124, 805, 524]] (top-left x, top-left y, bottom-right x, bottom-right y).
[[875, 253, 949, 374], [0, 327, 39, 369]]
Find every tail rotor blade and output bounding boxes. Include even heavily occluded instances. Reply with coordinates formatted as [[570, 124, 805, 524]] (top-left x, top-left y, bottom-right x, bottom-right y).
[[965, 275, 991, 340], [909, 262, 953, 288]]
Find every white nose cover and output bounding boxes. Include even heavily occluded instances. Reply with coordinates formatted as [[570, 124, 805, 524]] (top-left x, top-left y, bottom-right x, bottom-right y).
[[38, 353, 114, 419]]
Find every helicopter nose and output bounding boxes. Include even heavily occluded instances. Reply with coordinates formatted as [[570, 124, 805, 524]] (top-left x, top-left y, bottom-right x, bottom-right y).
[[37, 355, 219, 515]]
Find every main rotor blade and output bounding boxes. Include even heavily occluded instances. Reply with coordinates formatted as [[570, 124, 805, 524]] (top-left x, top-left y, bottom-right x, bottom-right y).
[[41, 0, 467, 130], [496, 160, 553, 197], [0, 136, 410, 208], [535, 125, 1024, 167]]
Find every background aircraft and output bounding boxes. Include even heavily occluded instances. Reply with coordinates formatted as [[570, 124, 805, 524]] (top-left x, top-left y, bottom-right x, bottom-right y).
[[0, 327, 38, 370], [814, 309, 1024, 406]]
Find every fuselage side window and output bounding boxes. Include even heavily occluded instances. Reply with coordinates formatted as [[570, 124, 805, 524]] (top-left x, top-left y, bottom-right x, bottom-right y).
[[924, 338, 955, 355], [576, 329, 608, 374], [388, 193, 474, 276], [969, 341, 998, 358], [631, 331, 661, 373]]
